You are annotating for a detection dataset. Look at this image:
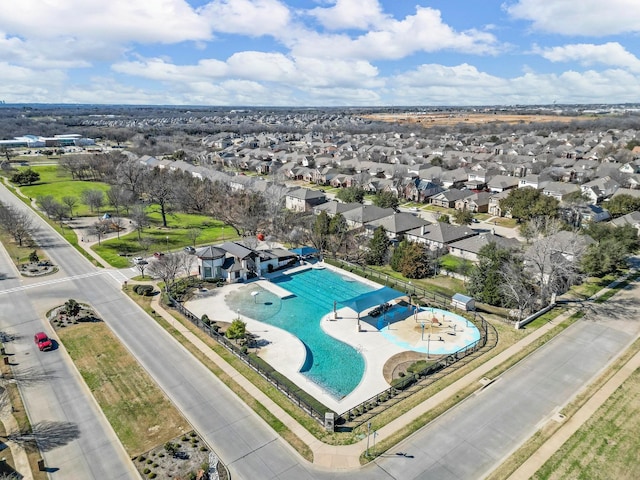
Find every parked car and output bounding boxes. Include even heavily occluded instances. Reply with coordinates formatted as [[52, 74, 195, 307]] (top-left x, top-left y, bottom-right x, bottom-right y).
[[153, 252, 165, 259], [34, 332, 52, 351], [132, 256, 144, 264], [183, 246, 196, 254]]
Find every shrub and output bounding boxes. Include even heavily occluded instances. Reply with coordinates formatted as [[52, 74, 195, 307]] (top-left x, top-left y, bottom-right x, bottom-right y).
[[143, 468, 150, 474], [200, 446, 208, 452], [137, 456, 146, 463], [134, 284, 154, 296], [146, 459, 152, 464], [149, 474, 156, 479]]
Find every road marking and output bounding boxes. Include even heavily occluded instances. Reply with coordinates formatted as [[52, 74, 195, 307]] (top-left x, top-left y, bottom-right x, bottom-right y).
[[0, 270, 107, 296]]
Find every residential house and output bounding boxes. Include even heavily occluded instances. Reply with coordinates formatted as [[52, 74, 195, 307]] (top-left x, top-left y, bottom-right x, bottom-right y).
[[542, 181, 580, 201], [610, 211, 640, 234], [285, 188, 327, 212], [404, 179, 445, 203], [454, 191, 492, 213], [430, 189, 474, 208], [580, 176, 619, 204], [487, 175, 520, 193], [341, 205, 396, 229], [404, 222, 478, 250], [488, 190, 510, 217], [365, 212, 430, 239], [448, 233, 521, 262]]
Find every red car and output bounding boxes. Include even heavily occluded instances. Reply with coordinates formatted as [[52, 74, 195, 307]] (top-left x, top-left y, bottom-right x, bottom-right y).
[[153, 252, 165, 259], [34, 332, 53, 351]]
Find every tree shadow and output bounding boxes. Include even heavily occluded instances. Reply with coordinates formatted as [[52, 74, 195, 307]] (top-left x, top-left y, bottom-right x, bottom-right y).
[[8, 421, 81, 452]]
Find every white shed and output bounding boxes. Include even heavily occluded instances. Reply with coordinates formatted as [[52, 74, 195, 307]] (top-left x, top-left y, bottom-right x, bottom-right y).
[[451, 293, 475, 311]]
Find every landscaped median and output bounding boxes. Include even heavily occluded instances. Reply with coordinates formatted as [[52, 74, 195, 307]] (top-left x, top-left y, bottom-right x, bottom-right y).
[[51, 302, 228, 479]]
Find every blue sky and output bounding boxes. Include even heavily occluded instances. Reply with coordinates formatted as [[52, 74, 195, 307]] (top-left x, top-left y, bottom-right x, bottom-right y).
[[1, 0, 640, 106]]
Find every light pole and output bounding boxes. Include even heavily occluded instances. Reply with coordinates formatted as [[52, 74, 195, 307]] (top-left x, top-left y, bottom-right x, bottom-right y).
[[165, 235, 169, 252], [427, 333, 431, 359], [373, 430, 378, 457], [366, 421, 371, 457], [421, 322, 425, 341]]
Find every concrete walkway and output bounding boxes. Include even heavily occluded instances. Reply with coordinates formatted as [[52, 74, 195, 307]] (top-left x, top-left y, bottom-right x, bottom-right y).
[[147, 281, 576, 469], [33, 194, 637, 474], [0, 393, 33, 479]]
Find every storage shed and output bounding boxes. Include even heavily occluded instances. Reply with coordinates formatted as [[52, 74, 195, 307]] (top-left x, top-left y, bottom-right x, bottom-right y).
[[451, 293, 475, 311]]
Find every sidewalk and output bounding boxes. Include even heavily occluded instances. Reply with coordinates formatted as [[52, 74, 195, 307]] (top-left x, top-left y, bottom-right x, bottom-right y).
[[146, 281, 574, 469], [71, 227, 640, 474], [0, 396, 33, 480]]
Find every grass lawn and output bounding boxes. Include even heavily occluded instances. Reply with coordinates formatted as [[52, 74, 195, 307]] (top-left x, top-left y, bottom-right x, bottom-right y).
[[58, 321, 191, 456], [94, 211, 230, 268], [370, 264, 467, 298], [14, 165, 111, 217], [440, 254, 473, 274], [533, 367, 640, 480]]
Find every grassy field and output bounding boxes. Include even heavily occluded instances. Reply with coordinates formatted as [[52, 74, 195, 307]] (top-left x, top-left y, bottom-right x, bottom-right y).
[[533, 367, 640, 480], [58, 321, 191, 456], [12, 165, 111, 217], [93, 211, 229, 267]]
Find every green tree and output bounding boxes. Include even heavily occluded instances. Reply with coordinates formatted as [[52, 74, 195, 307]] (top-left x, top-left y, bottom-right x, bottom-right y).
[[390, 239, 408, 272], [606, 194, 640, 218], [438, 214, 450, 224], [64, 299, 81, 318], [335, 186, 365, 203], [453, 209, 473, 225], [10, 168, 40, 186], [225, 318, 246, 343], [581, 223, 639, 276], [499, 187, 559, 222], [365, 226, 390, 265], [372, 191, 399, 209], [467, 243, 513, 306], [399, 242, 434, 279]]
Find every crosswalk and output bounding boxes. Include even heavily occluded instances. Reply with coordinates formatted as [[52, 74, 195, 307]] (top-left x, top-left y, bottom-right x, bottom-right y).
[[0, 270, 112, 296]]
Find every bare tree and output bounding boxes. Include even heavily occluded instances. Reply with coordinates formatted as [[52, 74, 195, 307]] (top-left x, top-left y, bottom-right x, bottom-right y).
[[130, 204, 149, 240], [0, 203, 38, 246], [90, 221, 109, 245], [186, 228, 201, 247], [111, 217, 125, 239], [142, 168, 175, 227], [147, 253, 184, 293], [135, 260, 149, 278], [500, 256, 537, 321], [61, 195, 78, 218], [106, 185, 133, 217], [524, 220, 586, 304], [138, 236, 154, 253], [115, 159, 146, 197], [81, 189, 105, 213]]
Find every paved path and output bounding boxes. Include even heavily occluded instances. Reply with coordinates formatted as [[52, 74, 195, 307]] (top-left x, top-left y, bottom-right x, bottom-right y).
[[5, 177, 639, 479]]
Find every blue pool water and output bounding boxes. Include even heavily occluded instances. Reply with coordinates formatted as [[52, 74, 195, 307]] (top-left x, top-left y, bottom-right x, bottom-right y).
[[225, 268, 375, 398]]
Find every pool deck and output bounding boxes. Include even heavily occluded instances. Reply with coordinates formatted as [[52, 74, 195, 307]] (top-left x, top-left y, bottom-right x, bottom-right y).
[[184, 263, 477, 413]]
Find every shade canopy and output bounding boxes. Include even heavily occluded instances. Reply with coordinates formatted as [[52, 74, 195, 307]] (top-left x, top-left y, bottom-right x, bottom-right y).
[[339, 286, 405, 314], [289, 246, 318, 257]]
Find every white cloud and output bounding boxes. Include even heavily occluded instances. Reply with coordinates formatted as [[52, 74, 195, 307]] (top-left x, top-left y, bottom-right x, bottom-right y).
[[291, 6, 499, 60], [533, 42, 640, 73], [0, 1, 212, 43], [391, 63, 640, 105], [200, 0, 291, 37], [113, 52, 381, 88], [506, 0, 640, 36], [306, 0, 388, 30]]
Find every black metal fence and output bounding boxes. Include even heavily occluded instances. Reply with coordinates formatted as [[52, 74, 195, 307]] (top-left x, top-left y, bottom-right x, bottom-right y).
[[169, 296, 330, 425], [327, 258, 454, 311], [338, 314, 493, 428], [167, 257, 497, 430]]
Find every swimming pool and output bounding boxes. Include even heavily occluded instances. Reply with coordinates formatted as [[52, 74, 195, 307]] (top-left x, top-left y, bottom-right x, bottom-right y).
[[225, 267, 375, 398]]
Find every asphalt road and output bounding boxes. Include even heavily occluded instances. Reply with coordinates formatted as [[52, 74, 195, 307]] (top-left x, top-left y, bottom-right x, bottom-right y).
[[2, 182, 639, 480]]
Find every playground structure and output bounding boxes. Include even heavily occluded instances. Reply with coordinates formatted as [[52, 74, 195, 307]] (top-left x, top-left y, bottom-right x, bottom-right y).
[[378, 305, 479, 357]]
